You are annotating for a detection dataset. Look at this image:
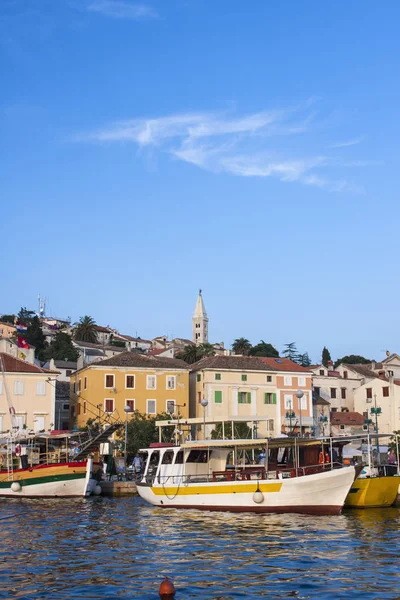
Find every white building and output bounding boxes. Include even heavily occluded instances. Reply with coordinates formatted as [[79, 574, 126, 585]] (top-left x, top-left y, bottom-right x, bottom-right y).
[[311, 362, 376, 413], [353, 374, 400, 435]]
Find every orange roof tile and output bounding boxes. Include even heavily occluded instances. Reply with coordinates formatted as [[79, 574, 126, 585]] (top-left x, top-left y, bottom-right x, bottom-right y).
[[258, 357, 312, 373]]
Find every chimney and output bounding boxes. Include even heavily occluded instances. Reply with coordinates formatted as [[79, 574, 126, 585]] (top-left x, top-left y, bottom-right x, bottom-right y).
[[370, 360, 376, 371], [327, 360, 333, 370], [378, 370, 386, 380]]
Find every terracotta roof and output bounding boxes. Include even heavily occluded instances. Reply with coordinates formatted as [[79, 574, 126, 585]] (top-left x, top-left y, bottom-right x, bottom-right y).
[[0, 353, 59, 374], [190, 355, 274, 372], [330, 411, 365, 426], [342, 364, 378, 379], [148, 348, 172, 356], [93, 325, 111, 333], [258, 357, 312, 373], [85, 351, 189, 370]]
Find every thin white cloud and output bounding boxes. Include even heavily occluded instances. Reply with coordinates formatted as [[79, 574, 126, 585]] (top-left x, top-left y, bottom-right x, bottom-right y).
[[77, 106, 368, 192], [86, 1, 157, 20], [330, 137, 365, 148]]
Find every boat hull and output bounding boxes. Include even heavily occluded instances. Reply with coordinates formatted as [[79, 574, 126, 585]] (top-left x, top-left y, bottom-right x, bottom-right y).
[[137, 466, 355, 516], [344, 475, 400, 508], [0, 459, 98, 498]]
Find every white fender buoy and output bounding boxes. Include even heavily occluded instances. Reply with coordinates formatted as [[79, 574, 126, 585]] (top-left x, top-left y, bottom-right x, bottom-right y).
[[93, 485, 102, 496], [11, 482, 21, 493], [253, 486, 264, 504]]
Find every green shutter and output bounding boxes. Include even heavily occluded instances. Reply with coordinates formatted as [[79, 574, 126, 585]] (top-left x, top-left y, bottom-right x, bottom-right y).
[[272, 393, 277, 404], [214, 390, 222, 403], [246, 392, 251, 404], [196, 374, 201, 382], [215, 373, 221, 381], [241, 374, 247, 382], [264, 393, 267, 404]]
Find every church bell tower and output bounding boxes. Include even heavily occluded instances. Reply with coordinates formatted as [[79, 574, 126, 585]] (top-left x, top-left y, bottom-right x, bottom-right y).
[[192, 289, 208, 345]]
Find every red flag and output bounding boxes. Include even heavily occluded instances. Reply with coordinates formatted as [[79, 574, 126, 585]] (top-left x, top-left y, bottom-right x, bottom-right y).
[[17, 336, 29, 349]]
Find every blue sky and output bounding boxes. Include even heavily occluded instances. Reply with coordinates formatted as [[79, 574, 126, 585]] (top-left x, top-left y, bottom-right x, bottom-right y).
[[1, 0, 400, 363]]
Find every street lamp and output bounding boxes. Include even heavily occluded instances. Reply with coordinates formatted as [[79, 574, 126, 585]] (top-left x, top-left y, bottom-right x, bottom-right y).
[[123, 405, 132, 465], [200, 398, 208, 440], [371, 393, 382, 457], [295, 390, 304, 437]]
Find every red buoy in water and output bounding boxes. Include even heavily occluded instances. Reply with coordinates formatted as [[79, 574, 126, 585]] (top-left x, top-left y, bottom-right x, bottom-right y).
[[159, 577, 176, 598]]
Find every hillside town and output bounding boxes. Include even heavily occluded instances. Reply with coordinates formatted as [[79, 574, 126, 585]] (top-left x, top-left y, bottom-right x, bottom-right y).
[[1, 290, 399, 440]]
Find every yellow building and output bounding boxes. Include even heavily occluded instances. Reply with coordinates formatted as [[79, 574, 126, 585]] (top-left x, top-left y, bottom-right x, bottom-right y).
[[70, 352, 189, 427], [0, 322, 16, 339], [190, 355, 278, 437], [0, 352, 59, 433]]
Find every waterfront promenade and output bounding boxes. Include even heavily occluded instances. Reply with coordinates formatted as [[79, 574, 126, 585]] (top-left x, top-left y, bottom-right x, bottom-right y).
[[0, 497, 399, 599]]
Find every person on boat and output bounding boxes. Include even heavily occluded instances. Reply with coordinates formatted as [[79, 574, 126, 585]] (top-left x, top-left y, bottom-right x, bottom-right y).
[[388, 448, 396, 465], [319, 450, 330, 464], [132, 453, 143, 476]]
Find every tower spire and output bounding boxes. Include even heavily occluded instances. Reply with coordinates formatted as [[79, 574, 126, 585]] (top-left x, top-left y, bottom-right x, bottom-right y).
[[192, 290, 209, 344]]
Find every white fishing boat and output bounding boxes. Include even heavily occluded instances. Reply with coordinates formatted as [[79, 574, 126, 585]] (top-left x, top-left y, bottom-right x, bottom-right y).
[[0, 355, 106, 498], [0, 432, 101, 498], [136, 438, 356, 515]]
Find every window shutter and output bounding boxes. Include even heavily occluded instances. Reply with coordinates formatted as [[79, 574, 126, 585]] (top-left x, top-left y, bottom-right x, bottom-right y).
[[272, 393, 277, 404], [264, 393, 267, 404], [246, 392, 251, 403], [214, 391, 222, 403]]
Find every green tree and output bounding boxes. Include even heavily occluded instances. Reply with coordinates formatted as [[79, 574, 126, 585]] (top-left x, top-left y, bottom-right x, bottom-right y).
[[73, 315, 98, 343], [232, 338, 252, 356], [334, 355, 371, 369], [248, 340, 279, 357], [17, 307, 35, 325], [297, 352, 312, 367], [211, 421, 252, 440], [176, 343, 215, 364], [322, 346, 331, 368], [282, 342, 299, 362], [118, 412, 174, 459], [25, 315, 47, 359], [198, 343, 216, 357], [0, 314, 16, 324], [42, 332, 79, 362]]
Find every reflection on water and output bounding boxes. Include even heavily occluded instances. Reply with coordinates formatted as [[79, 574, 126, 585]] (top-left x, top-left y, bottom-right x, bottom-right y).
[[0, 498, 399, 599]]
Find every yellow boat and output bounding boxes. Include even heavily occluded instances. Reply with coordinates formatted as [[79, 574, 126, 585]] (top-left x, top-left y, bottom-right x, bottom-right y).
[[345, 475, 399, 508]]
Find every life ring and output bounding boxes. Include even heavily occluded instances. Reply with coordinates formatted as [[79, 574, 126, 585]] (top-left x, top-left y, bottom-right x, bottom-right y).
[[15, 444, 22, 456]]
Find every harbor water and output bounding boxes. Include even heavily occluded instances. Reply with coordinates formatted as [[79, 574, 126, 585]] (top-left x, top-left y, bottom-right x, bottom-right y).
[[0, 497, 399, 599]]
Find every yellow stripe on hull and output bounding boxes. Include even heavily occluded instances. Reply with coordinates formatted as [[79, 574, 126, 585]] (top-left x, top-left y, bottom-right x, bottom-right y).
[[345, 476, 399, 508], [0, 464, 87, 484], [151, 482, 282, 496]]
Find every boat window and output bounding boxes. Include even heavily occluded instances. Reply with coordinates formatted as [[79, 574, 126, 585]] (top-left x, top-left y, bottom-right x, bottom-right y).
[[162, 451, 174, 464], [186, 449, 209, 463], [149, 451, 160, 466], [174, 450, 184, 464]]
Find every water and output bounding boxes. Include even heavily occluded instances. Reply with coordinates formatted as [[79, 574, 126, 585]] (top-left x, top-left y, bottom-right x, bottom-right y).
[[0, 497, 399, 599]]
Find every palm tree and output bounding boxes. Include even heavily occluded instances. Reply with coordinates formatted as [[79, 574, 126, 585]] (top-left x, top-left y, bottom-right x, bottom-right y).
[[232, 337, 252, 356], [176, 343, 216, 364], [198, 343, 216, 358], [73, 315, 98, 343], [176, 344, 201, 364]]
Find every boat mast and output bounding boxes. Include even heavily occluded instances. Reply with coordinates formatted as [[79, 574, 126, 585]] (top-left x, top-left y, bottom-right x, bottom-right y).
[[0, 355, 18, 433]]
